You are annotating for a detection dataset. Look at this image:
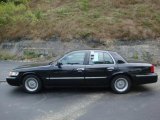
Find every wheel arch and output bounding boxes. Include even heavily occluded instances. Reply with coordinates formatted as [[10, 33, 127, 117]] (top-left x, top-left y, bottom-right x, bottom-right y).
[[20, 72, 43, 85], [109, 72, 133, 85]]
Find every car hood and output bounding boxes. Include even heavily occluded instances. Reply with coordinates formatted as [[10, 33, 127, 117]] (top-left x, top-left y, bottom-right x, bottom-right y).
[[13, 62, 50, 71]]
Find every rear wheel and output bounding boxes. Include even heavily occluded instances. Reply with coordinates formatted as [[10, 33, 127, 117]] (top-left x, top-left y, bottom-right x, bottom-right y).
[[111, 75, 131, 94], [22, 75, 42, 93]]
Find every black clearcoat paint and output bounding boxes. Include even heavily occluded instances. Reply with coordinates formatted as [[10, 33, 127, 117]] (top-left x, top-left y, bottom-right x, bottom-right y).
[[6, 50, 158, 87]]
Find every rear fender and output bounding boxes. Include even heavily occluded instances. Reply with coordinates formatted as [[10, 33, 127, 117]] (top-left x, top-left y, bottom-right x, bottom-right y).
[[109, 72, 133, 84]]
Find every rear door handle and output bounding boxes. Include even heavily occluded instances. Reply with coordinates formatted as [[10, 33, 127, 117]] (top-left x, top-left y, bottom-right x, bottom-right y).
[[107, 67, 114, 71], [77, 68, 85, 72]]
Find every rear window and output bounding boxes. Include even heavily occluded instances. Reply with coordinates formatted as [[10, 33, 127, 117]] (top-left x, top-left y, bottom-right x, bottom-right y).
[[109, 52, 127, 63]]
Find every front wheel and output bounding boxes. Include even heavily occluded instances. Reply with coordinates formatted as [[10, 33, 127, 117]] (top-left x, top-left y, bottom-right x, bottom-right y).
[[111, 75, 131, 94], [22, 75, 42, 93]]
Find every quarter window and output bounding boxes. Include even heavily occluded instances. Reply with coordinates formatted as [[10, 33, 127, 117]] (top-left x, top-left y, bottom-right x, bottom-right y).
[[60, 52, 86, 65]]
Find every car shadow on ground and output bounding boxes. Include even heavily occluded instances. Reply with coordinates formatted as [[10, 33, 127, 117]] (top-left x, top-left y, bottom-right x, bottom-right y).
[[131, 85, 153, 93], [10, 86, 108, 95], [8, 85, 153, 96]]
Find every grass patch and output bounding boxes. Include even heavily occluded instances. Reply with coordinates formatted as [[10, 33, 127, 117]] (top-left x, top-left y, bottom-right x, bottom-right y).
[[55, 7, 71, 17], [23, 50, 41, 59], [79, 0, 89, 11]]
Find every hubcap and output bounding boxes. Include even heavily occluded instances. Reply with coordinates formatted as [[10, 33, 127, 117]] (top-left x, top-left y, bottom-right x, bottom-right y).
[[114, 78, 128, 92], [25, 78, 38, 92]]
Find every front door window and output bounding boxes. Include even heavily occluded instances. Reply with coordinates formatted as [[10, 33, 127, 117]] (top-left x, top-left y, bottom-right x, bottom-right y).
[[60, 52, 86, 65]]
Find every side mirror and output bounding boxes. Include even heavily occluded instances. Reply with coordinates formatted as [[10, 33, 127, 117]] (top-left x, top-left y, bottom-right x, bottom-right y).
[[57, 62, 62, 68], [117, 60, 125, 64]]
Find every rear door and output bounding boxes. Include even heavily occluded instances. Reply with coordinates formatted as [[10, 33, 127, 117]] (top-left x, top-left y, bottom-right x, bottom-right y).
[[85, 50, 116, 86]]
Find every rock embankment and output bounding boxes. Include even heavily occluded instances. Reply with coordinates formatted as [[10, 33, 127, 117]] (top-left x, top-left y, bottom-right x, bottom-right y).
[[0, 38, 160, 65]]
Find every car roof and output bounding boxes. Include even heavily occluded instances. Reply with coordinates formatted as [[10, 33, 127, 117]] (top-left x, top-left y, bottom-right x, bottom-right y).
[[69, 49, 115, 53]]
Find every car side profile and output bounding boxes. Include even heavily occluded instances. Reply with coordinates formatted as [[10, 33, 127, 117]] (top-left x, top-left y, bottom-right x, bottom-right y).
[[7, 50, 158, 94]]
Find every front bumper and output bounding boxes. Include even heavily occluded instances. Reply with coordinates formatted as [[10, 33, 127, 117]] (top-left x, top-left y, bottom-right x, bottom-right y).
[[6, 77, 20, 86], [134, 73, 158, 85]]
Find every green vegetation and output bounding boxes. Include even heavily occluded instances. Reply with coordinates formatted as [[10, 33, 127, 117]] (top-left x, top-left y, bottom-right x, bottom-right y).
[[142, 51, 153, 63], [0, 50, 51, 61], [0, 51, 16, 60], [132, 51, 139, 60], [80, 0, 89, 11], [0, 0, 43, 26], [0, 0, 160, 41], [23, 50, 41, 59]]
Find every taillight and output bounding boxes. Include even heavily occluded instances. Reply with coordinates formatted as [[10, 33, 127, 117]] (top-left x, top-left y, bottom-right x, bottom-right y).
[[150, 65, 154, 73]]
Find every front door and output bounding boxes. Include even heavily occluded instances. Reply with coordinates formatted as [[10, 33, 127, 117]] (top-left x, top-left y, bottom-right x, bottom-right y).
[[85, 51, 116, 86], [49, 51, 87, 86]]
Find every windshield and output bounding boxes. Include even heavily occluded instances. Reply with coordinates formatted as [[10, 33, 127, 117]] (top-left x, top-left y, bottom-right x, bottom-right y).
[[48, 54, 64, 65]]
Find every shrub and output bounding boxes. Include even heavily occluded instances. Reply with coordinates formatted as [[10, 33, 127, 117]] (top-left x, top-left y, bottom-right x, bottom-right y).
[[0, 2, 26, 26], [0, 0, 29, 4], [23, 50, 41, 59]]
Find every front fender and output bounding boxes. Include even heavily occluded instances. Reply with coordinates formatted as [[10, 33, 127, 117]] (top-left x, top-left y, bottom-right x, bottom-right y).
[[19, 72, 40, 84]]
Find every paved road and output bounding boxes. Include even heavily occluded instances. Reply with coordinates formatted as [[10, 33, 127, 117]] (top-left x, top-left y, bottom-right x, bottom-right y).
[[0, 61, 160, 120], [0, 61, 25, 82]]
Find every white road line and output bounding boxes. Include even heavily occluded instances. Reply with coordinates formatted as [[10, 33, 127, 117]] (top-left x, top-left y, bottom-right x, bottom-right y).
[[36, 93, 105, 120]]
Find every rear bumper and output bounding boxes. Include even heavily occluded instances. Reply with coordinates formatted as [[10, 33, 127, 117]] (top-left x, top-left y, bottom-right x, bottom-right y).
[[133, 73, 158, 85], [6, 77, 20, 86]]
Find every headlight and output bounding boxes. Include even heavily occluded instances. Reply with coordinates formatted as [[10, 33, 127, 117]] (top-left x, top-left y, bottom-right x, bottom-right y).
[[9, 72, 19, 76]]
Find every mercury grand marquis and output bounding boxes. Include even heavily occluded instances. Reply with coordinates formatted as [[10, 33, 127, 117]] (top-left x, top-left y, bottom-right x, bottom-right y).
[[7, 50, 158, 94]]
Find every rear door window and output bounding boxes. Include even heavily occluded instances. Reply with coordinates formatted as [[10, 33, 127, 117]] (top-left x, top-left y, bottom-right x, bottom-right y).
[[89, 51, 114, 64]]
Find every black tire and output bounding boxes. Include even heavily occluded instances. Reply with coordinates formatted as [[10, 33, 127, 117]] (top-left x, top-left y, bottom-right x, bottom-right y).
[[111, 75, 131, 94], [22, 75, 42, 93]]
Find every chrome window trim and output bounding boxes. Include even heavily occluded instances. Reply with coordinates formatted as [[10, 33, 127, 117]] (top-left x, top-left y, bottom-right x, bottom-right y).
[[46, 77, 84, 80], [106, 51, 116, 65]]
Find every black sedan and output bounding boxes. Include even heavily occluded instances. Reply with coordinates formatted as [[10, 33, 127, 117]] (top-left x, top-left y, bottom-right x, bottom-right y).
[[7, 50, 158, 94]]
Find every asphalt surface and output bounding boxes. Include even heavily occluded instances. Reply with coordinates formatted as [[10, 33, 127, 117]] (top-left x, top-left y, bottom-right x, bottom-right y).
[[0, 61, 160, 120]]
